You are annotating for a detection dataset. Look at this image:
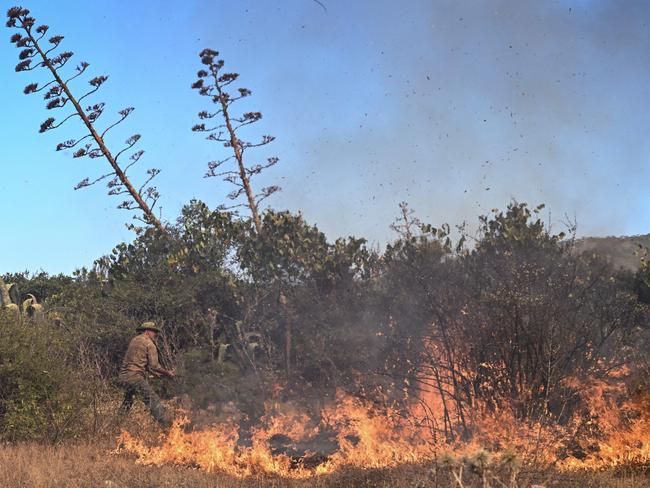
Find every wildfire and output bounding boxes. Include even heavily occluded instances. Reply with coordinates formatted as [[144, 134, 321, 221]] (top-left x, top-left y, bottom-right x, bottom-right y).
[[557, 373, 650, 471], [116, 393, 438, 478], [115, 372, 650, 479]]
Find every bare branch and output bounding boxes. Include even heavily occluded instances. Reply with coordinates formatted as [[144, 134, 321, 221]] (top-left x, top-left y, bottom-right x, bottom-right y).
[[255, 185, 280, 205], [101, 107, 134, 139], [64, 61, 89, 84], [114, 133, 141, 161], [122, 149, 144, 173], [73, 171, 113, 190], [85, 102, 105, 123], [55, 134, 92, 151], [49, 50, 73, 69], [77, 76, 107, 104], [40, 112, 79, 132], [138, 168, 160, 195]]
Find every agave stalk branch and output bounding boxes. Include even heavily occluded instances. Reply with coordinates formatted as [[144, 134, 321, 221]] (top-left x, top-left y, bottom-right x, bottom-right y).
[[210, 72, 261, 233], [24, 31, 164, 232], [8, 9, 165, 233]]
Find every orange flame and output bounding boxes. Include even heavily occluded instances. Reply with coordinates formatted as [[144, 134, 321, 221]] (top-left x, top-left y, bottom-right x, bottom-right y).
[[115, 369, 650, 478], [116, 392, 440, 478]]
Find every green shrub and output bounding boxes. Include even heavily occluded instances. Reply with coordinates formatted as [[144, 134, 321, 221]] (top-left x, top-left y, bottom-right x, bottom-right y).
[[0, 316, 91, 442]]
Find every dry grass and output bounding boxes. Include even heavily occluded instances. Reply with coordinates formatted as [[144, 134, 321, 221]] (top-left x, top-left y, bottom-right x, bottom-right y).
[[0, 440, 423, 487], [0, 409, 645, 488], [0, 440, 647, 488]]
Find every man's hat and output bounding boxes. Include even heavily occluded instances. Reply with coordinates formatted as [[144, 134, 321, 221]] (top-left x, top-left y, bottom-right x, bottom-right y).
[[137, 321, 162, 333]]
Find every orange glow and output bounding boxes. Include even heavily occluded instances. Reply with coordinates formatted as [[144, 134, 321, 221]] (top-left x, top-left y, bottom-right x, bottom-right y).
[[116, 392, 439, 478], [115, 368, 650, 478]]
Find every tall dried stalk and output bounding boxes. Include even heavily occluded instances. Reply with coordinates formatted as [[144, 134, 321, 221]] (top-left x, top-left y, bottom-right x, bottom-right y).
[[191, 48, 279, 234], [7, 6, 164, 231]]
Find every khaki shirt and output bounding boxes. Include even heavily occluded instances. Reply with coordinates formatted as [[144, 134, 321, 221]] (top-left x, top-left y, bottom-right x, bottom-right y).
[[118, 333, 166, 384]]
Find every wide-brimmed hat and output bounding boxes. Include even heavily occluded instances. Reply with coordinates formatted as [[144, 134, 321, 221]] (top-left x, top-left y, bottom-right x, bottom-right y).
[[137, 321, 162, 333]]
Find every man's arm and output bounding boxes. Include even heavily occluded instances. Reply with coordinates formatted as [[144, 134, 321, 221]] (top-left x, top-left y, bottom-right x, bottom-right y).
[[146, 340, 176, 378]]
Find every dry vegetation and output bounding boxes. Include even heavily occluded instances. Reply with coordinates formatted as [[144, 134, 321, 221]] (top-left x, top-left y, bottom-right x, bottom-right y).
[[0, 441, 647, 488], [1, 408, 645, 488], [2, 203, 650, 487], [6, 7, 650, 488]]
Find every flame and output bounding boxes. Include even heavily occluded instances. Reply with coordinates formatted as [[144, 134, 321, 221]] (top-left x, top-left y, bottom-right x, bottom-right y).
[[116, 393, 438, 478], [115, 369, 650, 478], [558, 373, 650, 471]]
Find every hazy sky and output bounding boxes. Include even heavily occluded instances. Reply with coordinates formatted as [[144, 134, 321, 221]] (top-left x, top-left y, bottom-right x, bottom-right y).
[[2, 0, 650, 273]]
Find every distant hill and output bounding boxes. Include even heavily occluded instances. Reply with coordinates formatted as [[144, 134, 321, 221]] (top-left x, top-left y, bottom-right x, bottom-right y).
[[575, 234, 650, 271]]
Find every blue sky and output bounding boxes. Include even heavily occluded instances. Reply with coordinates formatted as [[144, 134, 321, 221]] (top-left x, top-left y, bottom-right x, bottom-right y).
[[2, 0, 650, 273]]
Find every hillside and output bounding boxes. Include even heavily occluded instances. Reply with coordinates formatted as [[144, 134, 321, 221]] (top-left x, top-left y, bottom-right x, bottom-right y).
[[576, 234, 650, 271]]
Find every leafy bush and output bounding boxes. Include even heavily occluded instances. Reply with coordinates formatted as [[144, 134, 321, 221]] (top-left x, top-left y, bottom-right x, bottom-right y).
[[2, 201, 648, 444], [0, 314, 95, 442]]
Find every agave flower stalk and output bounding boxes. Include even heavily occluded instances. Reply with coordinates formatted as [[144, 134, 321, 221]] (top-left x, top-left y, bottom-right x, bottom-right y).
[[191, 48, 279, 234], [6, 6, 164, 232]]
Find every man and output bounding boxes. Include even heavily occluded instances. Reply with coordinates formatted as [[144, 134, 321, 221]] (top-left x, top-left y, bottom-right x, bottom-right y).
[[118, 321, 175, 427]]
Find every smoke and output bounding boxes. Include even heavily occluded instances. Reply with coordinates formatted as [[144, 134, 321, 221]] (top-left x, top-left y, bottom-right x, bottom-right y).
[[188, 0, 650, 245]]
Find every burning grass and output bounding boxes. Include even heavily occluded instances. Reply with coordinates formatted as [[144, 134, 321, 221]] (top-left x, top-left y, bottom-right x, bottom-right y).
[[115, 393, 434, 478], [0, 441, 647, 487], [110, 369, 650, 485], [0, 397, 646, 488]]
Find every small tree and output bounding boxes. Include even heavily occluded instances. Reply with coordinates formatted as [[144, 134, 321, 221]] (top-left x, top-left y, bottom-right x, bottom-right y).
[[191, 48, 279, 234], [6, 6, 164, 231]]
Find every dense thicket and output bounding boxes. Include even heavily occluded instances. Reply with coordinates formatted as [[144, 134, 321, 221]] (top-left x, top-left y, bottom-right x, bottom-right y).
[[1, 201, 648, 441]]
